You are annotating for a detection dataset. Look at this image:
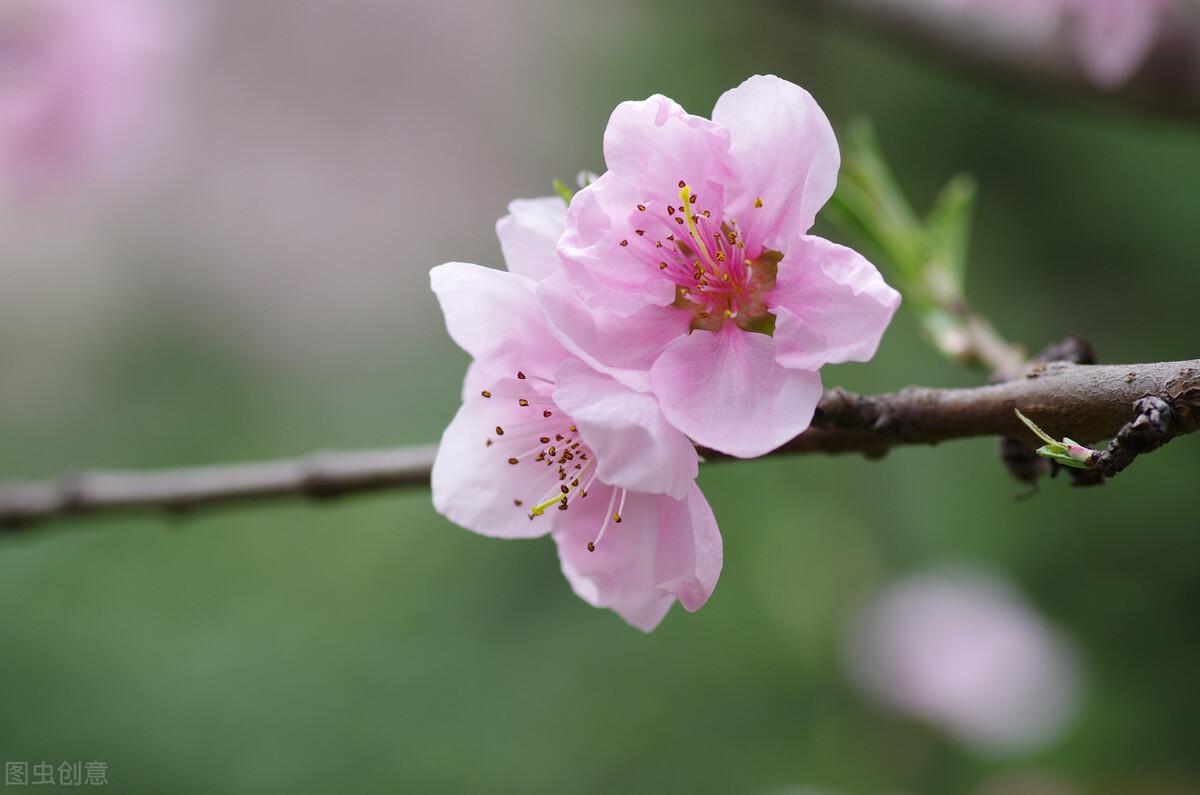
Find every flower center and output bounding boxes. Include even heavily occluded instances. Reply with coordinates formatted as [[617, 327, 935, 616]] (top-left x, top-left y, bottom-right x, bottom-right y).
[[480, 370, 623, 551], [625, 181, 780, 335]]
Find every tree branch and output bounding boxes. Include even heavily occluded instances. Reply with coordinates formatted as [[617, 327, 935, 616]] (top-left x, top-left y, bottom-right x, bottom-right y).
[[812, 0, 1200, 120], [0, 446, 438, 534], [2, 359, 1197, 534]]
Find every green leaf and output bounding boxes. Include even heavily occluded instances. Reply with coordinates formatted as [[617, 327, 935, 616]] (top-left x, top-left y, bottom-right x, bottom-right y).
[[1016, 410, 1094, 468], [1015, 409, 1060, 446], [1036, 445, 1092, 469], [829, 118, 933, 287], [552, 179, 574, 205], [842, 118, 922, 235], [925, 173, 977, 291]]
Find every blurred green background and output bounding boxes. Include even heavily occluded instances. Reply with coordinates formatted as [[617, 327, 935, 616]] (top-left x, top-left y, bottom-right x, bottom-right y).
[[2, 1, 1199, 793]]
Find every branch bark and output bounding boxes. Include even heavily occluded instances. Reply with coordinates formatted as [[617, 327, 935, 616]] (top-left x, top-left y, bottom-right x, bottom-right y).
[[2, 359, 1197, 534], [811, 0, 1200, 121], [0, 446, 437, 534]]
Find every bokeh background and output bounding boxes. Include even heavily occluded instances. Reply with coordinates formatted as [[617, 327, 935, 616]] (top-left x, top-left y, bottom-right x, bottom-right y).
[[2, 1, 1199, 793]]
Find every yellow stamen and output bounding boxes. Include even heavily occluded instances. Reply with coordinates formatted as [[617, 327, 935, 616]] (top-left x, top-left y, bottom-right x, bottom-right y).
[[529, 493, 561, 516], [678, 185, 719, 272]]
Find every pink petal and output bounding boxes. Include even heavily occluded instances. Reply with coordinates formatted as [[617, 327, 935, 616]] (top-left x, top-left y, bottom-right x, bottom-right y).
[[649, 325, 824, 458], [536, 269, 690, 393], [602, 94, 735, 202], [557, 171, 678, 317], [554, 483, 722, 632], [552, 359, 698, 499], [460, 360, 493, 403], [431, 393, 559, 540], [711, 75, 840, 251], [558, 95, 738, 317], [770, 235, 901, 372], [429, 262, 569, 381], [495, 196, 567, 281], [1067, 0, 1168, 88]]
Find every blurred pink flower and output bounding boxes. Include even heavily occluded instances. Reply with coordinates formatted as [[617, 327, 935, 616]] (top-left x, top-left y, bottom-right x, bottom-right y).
[[882, 0, 1176, 88], [0, 0, 174, 195], [845, 567, 1082, 754], [429, 260, 721, 632], [1065, 0, 1174, 88], [542, 75, 900, 458]]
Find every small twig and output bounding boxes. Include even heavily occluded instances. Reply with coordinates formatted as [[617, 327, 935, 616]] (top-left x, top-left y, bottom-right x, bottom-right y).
[[1090, 394, 1194, 479], [958, 308, 1027, 381], [2, 359, 1197, 534], [1010, 389, 1200, 486], [998, 337, 1098, 487]]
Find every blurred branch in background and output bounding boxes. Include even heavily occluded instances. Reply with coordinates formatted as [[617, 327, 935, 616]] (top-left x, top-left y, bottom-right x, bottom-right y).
[[811, 0, 1200, 120], [3, 359, 1197, 533]]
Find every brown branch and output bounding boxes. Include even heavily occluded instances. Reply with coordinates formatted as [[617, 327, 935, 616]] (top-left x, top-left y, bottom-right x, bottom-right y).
[[0, 446, 438, 534], [811, 0, 1200, 121], [995, 338, 1096, 487], [1089, 396, 1186, 479], [2, 360, 1197, 534]]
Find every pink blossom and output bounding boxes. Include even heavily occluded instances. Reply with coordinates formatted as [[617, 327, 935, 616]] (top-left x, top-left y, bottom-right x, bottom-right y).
[[495, 195, 567, 282], [542, 75, 900, 458], [429, 260, 721, 631], [845, 568, 1082, 754], [0, 0, 173, 196], [1064, 0, 1175, 88], [878, 0, 1176, 88]]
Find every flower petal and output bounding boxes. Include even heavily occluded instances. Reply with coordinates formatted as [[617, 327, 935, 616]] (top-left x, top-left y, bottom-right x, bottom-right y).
[[711, 74, 840, 251], [602, 94, 735, 197], [649, 325, 824, 458], [554, 482, 722, 632], [1069, 0, 1167, 88], [430, 262, 570, 381], [557, 171, 678, 316], [432, 390, 563, 539], [552, 359, 698, 499], [536, 269, 689, 392], [558, 94, 737, 317], [770, 235, 901, 372], [495, 196, 567, 281]]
